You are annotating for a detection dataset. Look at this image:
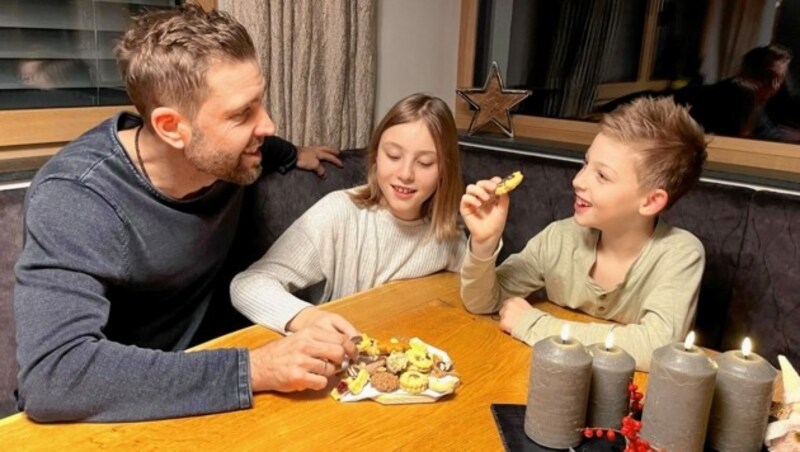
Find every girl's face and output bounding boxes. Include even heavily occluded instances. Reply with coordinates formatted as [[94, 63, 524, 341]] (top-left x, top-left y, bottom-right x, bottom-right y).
[[375, 119, 440, 221]]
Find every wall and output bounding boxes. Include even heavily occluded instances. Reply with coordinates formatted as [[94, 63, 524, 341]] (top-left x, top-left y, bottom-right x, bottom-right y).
[[375, 0, 461, 121]]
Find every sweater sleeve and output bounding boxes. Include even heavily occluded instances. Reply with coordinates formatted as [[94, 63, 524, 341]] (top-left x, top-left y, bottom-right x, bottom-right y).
[[510, 242, 705, 371], [230, 197, 334, 333], [460, 226, 550, 314], [262, 136, 298, 174], [14, 180, 251, 422]]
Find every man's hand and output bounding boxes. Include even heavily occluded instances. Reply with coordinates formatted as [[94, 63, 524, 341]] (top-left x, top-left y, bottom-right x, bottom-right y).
[[296, 146, 343, 179], [286, 307, 359, 338], [498, 297, 533, 333], [248, 327, 357, 393]]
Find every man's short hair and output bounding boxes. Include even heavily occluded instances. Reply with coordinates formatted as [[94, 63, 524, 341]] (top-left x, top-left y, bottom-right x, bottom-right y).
[[115, 5, 256, 123], [600, 97, 708, 209]]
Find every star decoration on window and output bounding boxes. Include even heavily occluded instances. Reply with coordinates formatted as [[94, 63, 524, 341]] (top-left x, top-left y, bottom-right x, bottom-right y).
[[457, 61, 532, 138]]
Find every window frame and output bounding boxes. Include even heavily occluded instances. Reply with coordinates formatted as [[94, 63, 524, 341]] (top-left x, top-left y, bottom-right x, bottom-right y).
[[456, 0, 800, 182], [0, 0, 216, 173]]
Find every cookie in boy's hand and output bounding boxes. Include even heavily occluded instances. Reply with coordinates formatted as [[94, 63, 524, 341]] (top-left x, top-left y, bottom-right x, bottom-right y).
[[494, 171, 524, 195]]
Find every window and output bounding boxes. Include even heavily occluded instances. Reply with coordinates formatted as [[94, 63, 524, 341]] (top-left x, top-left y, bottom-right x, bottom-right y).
[[459, 0, 800, 183], [0, 0, 181, 110]]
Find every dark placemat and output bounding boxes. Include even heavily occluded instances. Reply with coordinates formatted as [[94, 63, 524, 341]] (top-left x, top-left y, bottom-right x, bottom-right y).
[[491, 404, 625, 452]]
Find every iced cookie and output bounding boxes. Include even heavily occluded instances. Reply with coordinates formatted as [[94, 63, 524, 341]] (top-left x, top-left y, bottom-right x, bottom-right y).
[[378, 338, 409, 354], [495, 171, 524, 195], [399, 371, 429, 394], [429, 375, 460, 393], [406, 349, 434, 373], [346, 368, 370, 395], [386, 351, 409, 374], [354, 334, 380, 357]]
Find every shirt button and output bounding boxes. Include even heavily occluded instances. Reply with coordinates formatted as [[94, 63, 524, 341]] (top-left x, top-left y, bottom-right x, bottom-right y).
[[598, 306, 606, 312], [599, 294, 607, 300]]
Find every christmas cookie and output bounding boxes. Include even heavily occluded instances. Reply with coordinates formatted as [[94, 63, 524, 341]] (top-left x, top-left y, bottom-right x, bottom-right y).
[[495, 171, 524, 195], [370, 371, 400, 393], [399, 371, 429, 394], [429, 375, 460, 393], [406, 349, 434, 373]]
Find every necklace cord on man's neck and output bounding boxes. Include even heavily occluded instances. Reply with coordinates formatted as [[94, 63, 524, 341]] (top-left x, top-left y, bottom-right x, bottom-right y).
[[134, 125, 153, 184]]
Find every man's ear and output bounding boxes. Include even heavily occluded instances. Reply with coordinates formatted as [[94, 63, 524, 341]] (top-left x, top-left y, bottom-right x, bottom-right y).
[[150, 107, 192, 150], [640, 188, 669, 216]]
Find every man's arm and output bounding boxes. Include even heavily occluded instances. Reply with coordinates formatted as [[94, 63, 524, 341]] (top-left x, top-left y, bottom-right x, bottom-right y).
[[261, 136, 342, 178], [262, 136, 298, 174], [14, 180, 250, 422]]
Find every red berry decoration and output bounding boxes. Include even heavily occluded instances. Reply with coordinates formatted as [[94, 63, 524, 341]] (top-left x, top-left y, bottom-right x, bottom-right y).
[[585, 384, 655, 451]]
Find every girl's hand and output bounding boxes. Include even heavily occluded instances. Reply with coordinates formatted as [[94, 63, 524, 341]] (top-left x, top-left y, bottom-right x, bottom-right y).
[[460, 177, 510, 258], [287, 307, 359, 339]]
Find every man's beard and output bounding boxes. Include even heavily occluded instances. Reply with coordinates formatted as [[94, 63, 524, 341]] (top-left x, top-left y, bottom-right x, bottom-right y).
[[185, 129, 263, 185]]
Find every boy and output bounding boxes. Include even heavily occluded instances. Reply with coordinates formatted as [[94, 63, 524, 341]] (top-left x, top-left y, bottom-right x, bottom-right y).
[[460, 97, 707, 371]]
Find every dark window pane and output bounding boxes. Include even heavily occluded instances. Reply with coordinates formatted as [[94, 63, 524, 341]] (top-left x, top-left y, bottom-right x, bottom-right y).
[[0, 0, 180, 110]]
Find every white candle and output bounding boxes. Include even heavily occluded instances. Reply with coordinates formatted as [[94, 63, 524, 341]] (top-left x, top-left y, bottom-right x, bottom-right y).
[[524, 325, 593, 448], [587, 332, 635, 429], [707, 338, 777, 452]]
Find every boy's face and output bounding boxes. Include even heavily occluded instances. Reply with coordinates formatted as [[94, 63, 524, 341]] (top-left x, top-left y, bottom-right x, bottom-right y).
[[375, 119, 440, 221], [572, 133, 651, 231], [186, 59, 275, 185]]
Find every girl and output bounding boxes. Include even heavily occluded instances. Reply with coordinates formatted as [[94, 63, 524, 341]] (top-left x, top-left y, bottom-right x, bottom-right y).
[[231, 93, 466, 336]]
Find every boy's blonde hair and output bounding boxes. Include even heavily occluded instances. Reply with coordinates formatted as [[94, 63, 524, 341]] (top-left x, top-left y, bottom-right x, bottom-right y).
[[349, 93, 463, 240], [600, 97, 707, 209], [115, 5, 256, 124]]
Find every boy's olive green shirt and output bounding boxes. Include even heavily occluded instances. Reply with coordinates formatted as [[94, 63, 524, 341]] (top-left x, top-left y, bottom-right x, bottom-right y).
[[460, 217, 705, 371]]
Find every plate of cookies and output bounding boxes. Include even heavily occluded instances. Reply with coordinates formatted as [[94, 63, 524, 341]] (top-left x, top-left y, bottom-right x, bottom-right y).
[[330, 334, 461, 404]]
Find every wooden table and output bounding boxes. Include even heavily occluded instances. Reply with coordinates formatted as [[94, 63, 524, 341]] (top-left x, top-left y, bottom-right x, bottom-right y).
[[0, 272, 649, 451]]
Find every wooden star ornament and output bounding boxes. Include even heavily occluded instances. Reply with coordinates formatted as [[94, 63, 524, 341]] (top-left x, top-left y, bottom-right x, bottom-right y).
[[457, 61, 532, 138]]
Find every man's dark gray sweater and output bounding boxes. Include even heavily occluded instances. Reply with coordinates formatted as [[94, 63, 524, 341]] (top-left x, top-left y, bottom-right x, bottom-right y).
[[14, 113, 296, 422]]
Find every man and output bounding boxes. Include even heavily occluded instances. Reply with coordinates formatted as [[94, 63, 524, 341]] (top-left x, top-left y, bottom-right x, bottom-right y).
[[14, 5, 357, 423]]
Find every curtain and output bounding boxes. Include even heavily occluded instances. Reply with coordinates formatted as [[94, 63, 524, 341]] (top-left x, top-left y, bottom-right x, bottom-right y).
[[219, 0, 376, 149], [515, 0, 623, 118], [700, 0, 775, 82]]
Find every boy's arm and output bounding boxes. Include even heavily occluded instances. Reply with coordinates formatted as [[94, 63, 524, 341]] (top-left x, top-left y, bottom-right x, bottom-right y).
[[509, 244, 704, 372], [15, 181, 250, 422], [230, 198, 333, 334], [461, 229, 548, 314]]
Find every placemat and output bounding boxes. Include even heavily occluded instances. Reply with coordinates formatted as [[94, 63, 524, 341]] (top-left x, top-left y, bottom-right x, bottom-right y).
[[490, 404, 625, 451]]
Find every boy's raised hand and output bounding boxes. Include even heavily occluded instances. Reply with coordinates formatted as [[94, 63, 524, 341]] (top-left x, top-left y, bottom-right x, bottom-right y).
[[460, 177, 510, 259]]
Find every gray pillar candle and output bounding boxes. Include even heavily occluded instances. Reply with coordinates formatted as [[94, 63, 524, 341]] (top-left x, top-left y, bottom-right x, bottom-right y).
[[587, 333, 635, 429], [524, 325, 593, 449], [640, 332, 717, 452], [707, 337, 777, 452]]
